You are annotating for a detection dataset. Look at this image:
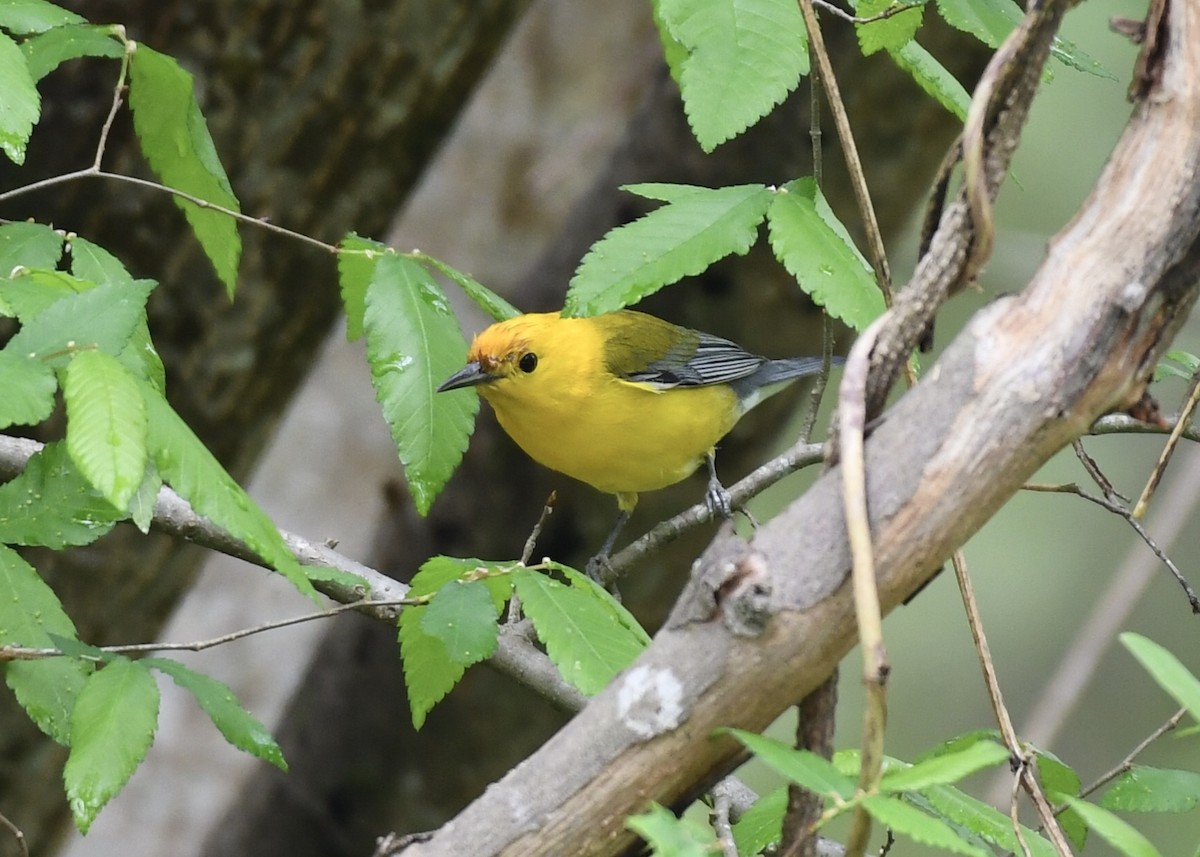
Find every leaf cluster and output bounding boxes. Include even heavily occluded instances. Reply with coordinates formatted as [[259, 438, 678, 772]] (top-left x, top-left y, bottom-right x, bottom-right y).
[[634, 633, 1200, 857]]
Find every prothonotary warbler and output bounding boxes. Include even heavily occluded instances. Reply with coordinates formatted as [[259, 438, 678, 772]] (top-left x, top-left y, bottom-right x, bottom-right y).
[[437, 309, 837, 566]]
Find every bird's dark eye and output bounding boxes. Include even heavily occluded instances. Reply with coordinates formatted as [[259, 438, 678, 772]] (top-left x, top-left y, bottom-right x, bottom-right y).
[[519, 352, 538, 374]]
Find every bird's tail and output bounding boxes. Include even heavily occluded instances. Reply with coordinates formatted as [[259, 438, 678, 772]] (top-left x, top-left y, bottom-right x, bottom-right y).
[[732, 355, 844, 414]]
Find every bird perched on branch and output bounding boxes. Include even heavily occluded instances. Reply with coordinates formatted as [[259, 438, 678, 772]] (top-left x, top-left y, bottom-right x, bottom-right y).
[[438, 309, 837, 569]]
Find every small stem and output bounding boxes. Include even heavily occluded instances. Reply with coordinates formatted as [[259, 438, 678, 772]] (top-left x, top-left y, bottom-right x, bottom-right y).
[[1133, 367, 1200, 517], [94, 31, 133, 170], [796, 0, 892, 299], [0, 597, 423, 663]]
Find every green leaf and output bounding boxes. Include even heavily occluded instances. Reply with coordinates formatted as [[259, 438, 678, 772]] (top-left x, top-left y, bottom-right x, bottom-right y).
[[565, 183, 772, 316], [512, 567, 646, 695], [913, 729, 1002, 761], [731, 786, 787, 856], [552, 562, 652, 646], [725, 729, 856, 799], [1032, 747, 1080, 799], [1101, 767, 1200, 814], [419, 579, 501, 665], [854, 0, 924, 55], [626, 803, 716, 856], [0, 544, 93, 744], [651, 1, 689, 84], [64, 349, 148, 511], [1121, 633, 1200, 724], [0, 221, 63, 272], [118, 315, 167, 391], [64, 658, 160, 834], [398, 556, 498, 728], [0, 349, 56, 428], [54, 236, 168, 390], [418, 253, 521, 322], [0, 442, 122, 548], [337, 233, 385, 341], [141, 383, 319, 602], [1032, 749, 1086, 849], [1154, 350, 1200, 383], [920, 782, 1057, 856], [0, 32, 39, 164], [364, 254, 477, 515], [146, 657, 286, 770], [863, 795, 990, 857], [128, 44, 241, 294], [0, 0, 84, 34], [21, 23, 123, 80], [5, 277, 155, 368], [934, 0, 1111, 79], [880, 740, 1009, 792], [889, 40, 970, 120], [0, 268, 88, 320], [658, 0, 808, 151], [1165, 349, 1200, 373], [767, 179, 885, 331], [126, 467, 162, 534], [66, 234, 131, 285], [1062, 798, 1163, 857]]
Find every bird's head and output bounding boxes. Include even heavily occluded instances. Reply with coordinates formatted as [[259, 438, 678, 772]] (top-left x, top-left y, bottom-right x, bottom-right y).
[[437, 312, 562, 396]]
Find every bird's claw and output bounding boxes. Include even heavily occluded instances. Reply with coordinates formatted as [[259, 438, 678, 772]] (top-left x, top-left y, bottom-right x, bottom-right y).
[[585, 552, 622, 600], [705, 479, 733, 519], [585, 552, 612, 583]]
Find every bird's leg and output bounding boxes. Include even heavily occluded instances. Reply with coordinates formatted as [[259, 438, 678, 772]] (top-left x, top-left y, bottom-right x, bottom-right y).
[[585, 508, 631, 586], [705, 450, 733, 518]]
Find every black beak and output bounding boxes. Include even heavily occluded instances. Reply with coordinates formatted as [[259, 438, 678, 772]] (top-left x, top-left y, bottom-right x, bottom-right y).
[[437, 361, 493, 392]]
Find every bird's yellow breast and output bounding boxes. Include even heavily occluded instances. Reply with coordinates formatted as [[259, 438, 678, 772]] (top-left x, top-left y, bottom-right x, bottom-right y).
[[481, 374, 737, 497]]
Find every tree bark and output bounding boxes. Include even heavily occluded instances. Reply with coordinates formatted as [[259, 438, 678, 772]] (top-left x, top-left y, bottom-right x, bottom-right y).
[[401, 0, 1200, 853], [0, 2, 527, 854]]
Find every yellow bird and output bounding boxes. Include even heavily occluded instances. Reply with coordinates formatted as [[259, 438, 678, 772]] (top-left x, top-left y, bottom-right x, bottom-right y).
[[438, 310, 835, 561]]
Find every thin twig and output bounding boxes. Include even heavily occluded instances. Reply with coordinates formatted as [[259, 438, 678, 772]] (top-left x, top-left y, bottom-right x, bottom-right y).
[[93, 31, 132, 170], [1133, 369, 1200, 517], [1023, 482, 1198, 611], [1071, 438, 1125, 504], [803, 315, 838, 444], [811, 0, 924, 24], [0, 597, 421, 662], [836, 315, 889, 857], [711, 785, 739, 857], [1076, 708, 1186, 801], [510, 492, 557, 622], [0, 169, 340, 255], [1008, 768, 1034, 857], [604, 441, 827, 579], [795, 0, 892, 300], [0, 811, 28, 857], [520, 492, 557, 565], [952, 551, 1071, 855], [1089, 413, 1200, 443]]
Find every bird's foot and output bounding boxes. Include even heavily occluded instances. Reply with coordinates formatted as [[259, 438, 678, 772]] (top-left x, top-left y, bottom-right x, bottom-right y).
[[585, 551, 611, 583], [704, 479, 733, 519], [585, 552, 622, 600], [705, 450, 734, 519]]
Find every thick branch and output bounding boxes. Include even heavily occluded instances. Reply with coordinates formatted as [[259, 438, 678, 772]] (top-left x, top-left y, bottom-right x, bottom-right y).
[[401, 2, 1200, 854]]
